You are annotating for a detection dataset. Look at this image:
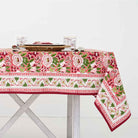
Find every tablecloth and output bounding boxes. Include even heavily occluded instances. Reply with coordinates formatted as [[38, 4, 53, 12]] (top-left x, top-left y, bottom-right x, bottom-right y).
[[0, 48, 131, 131]]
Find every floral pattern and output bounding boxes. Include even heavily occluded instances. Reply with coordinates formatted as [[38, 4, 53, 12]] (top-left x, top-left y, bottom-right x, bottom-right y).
[[73, 55, 83, 68], [0, 49, 131, 132], [42, 54, 53, 67], [12, 54, 23, 66]]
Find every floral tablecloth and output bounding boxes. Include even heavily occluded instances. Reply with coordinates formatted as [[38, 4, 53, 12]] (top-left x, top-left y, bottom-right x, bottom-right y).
[[0, 48, 131, 131]]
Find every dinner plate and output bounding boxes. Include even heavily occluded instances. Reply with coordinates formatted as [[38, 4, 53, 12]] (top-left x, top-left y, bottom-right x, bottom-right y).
[[24, 44, 65, 46], [19, 45, 71, 51]]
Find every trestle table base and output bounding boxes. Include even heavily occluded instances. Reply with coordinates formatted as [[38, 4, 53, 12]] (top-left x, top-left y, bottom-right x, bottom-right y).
[[0, 94, 80, 138]]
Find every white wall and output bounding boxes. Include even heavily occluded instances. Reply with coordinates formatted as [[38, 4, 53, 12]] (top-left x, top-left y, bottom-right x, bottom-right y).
[[0, 0, 137, 119]]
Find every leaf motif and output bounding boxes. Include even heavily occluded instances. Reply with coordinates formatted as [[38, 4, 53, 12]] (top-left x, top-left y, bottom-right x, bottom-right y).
[[15, 77, 19, 82], [49, 67, 55, 72], [105, 76, 107, 81], [82, 54, 87, 58], [51, 64, 55, 67], [124, 101, 127, 105], [116, 94, 121, 97], [60, 59, 64, 63], [97, 68, 101, 70], [110, 114, 115, 119], [40, 82, 44, 87], [108, 65, 113, 68], [83, 58, 89, 66], [57, 68, 61, 71], [121, 111, 125, 115], [101, 88, 106, 92], [111, 103, 115, 107], [66, 70, 70, 73], [80, 68, 85, 73], [83, 79, 87, 83], [19, 67, 25, 72], [53, 57, 58, 65], [0, 58, 3, 62], [48, 78, 53, 82], [74, 84, 78, 88], [120, 85, 124, 91], [88, 65, 91, 69], [107, 74, 110, 78], [30, 59, 34, 62], [32, 78, 36, 82], [81, 65, 85, 69], [23, 82, 27, 87], [27, 67, 31, 71], [57, 83, 61, 87], [6, 69, 10, 72], [113, 87, 116, 92], [100, 79, 103, 83], [90, 60, 95, 64], [6, 66, 10, 69], [101, 99, 105, 103], [21, 53, 27, 57], [21, 64, 25, 67], [66, 78, 70, 83], [27, 64, 31, 67], [23, 57, 28, 65], [36, 66, 40, 69], [96, 71, 101, 74], [6, 82, 10, 87], [91, 84, 95, 88], [51, 53, 56, 57]]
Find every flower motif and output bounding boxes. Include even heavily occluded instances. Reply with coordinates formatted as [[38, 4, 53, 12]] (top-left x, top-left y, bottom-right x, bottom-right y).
[[5, 55, 11, 62], [42, 55, 53, 67], [0, 66, 6, 72], [114, 75, 122, 86], [109, 69, 118, 79], [73, 55, 83, 68], [103, 56, 109, 67], [60, 67, 66, 73], [30, 67, 36, 72], [107, 78, 114, 87], [11, 66, 19, 72], [30, 61, 35, 67], [40, 66, 48, 72], [60, 61, 65, 67], [0, 60, 4, 66], [12, 54, 23, 66]]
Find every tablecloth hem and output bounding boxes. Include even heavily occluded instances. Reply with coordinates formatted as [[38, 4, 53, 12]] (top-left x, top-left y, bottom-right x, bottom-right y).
[[94, 99, 131, 132], [0, 91, 98, 96]]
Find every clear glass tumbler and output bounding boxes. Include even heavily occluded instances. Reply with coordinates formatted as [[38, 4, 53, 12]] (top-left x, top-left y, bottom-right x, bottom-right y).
[[63, 36, 76, 49]]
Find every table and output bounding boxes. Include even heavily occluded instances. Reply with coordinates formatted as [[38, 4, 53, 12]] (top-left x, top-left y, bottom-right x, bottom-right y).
[[0, 49, 131, 137]]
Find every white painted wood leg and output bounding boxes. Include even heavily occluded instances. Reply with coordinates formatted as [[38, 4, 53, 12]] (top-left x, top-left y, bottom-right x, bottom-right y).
[[9, 94, 56, 138], [0, 94, 39, 138], [67, 95, 73, 138], [67, 95, 80, 138]]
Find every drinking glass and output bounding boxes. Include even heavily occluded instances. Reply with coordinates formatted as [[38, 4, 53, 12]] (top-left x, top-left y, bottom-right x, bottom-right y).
[[17, 36, 27, 46], [63, 36, 76, 49]]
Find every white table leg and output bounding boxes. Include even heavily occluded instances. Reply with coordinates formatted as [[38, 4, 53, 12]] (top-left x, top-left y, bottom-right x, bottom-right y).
[[10, 94, 56, 138], [0, 94, 39, 137], [67, 95, 80, 138]]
